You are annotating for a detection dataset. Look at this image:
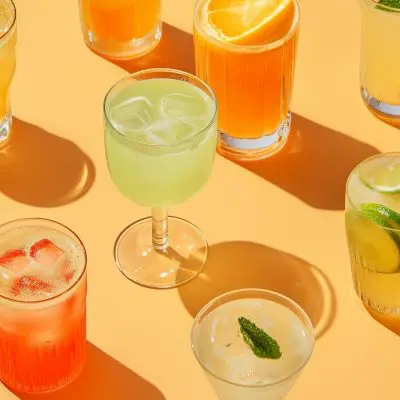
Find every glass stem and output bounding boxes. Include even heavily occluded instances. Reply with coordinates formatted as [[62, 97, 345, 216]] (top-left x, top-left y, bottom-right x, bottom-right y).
[[151, 207, 169, 251]]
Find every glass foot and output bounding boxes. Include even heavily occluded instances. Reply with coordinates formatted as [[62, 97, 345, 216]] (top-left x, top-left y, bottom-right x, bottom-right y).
[[114, 216, 208, 289], [218, 113, 291, 161]]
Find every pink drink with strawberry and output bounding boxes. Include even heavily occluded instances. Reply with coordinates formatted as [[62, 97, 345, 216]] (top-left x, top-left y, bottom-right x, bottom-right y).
[[0, 219, 87, 394]]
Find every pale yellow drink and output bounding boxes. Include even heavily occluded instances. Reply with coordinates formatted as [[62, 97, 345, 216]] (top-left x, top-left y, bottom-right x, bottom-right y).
[[360, 0, 400, 120], [191, 290, 314, 400], [0, 0, 16, 145]]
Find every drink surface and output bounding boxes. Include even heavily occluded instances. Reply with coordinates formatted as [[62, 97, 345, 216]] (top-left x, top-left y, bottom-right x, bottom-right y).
[[0, 1, 16, 123], [360, 0, 400, 105], [0, 225, 85, 301], [193, 298, 313, 399], [346, 154, 400, 333], [105, 77, 217, 207], [194, 0, 298, 140], [0, 224, 86, 393]]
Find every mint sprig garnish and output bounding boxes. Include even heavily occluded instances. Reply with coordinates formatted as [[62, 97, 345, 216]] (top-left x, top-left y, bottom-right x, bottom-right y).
[[238, 317, 282, 359], [377, 0, 400, 11]]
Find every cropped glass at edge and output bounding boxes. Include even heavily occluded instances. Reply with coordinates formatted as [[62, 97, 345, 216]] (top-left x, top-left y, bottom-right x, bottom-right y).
[[191, 289, 314, 400], [345, 153, 400, 336], [0, 0, 17, 146], [78, 0, 162, 60], [360, 0, 400, 125], [0, 218, 87, 394], [194, 0, 300, 161], [104, 68, 218, 289]]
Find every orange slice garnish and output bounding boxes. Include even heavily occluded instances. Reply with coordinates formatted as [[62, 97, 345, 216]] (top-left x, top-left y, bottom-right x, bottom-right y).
[[208, 0, 295, 46]]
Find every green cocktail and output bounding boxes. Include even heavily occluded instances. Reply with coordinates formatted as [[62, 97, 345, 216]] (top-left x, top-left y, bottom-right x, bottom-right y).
[[104, 69, 217, 289]]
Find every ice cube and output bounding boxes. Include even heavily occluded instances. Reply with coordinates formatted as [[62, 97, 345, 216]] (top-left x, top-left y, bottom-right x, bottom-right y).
[[147, 117, 196, 144], [0, 249, 30, 274], [0, 266, 17, 287], [30, 239, 64, 267], [110, 96, 156, 135], [160, 93, 209, 119]]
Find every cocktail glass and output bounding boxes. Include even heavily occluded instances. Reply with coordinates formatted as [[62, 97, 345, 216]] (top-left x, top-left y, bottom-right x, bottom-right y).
[[104, 68, 218, 289], [194, 0, 299, 161], [0, 218, 87, 394], [346, 153, 400, 334], [0, 0, 16, 146], [360, 0, 400, 125], [191, 289, 314, 400], [79, 0, 162, 60]]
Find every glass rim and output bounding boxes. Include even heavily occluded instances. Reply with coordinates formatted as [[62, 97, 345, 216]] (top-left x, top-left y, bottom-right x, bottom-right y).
[[190, 288, 315, 389], [0, 218, 87, 305], [194, 0, 300, 52], [346, 152, 400, 232], [363, 0, 400, 12], [0, 0, 16, 41], [103, 68, 218, 149]]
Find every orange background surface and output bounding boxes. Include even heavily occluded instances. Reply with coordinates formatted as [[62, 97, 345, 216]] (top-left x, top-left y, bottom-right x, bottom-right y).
[[1, 0, 400, 399]]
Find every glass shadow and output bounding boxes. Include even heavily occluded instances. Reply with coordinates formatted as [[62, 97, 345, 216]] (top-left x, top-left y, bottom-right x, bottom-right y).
[[178, 241, 336, 339], [0, 118, 95, 207]]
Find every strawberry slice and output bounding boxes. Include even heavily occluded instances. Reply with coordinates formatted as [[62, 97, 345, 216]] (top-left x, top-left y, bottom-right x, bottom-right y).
[[0, 249, 30, 274], [64, 270, 76, 284], [11, 276, 52, 296]]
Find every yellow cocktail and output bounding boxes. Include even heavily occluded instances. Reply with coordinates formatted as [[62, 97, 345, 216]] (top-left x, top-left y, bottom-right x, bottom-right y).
[[0, 0, 17, 146], [346, 153, 400, 335], [360, 0, 400, 123]]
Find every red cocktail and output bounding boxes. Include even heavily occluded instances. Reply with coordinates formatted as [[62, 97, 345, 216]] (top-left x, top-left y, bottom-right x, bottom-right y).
[[0, 218, 87, 394]]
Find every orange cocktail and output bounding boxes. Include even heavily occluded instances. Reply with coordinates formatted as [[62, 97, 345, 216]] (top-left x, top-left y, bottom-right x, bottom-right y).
[[79, 0, 162, 59], [194, 0, 299, 160], [0, 219, 87, 394]]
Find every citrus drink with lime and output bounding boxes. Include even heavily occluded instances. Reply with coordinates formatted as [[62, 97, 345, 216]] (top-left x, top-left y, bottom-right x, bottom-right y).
[[104, 76, 217, 207], [194, 0, 299, 160], [346, 153, 400, 332]]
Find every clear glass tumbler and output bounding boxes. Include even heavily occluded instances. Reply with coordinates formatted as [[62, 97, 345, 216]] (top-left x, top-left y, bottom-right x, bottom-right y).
[[191, 289, 314, 400], [79, 0, 162, 60], [0, 218, 87, 393], [194, 0, 299, 161], [360, 0, 400, 124], [0, 0, 17, 146], [346, 153, 400, 334]]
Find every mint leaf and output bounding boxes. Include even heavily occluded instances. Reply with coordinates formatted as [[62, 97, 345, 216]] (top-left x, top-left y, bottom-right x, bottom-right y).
[[377, 0, 400, 11], [238, 317, 282, 359]]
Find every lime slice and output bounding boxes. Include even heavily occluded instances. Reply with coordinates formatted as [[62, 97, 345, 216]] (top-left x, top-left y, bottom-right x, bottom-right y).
[[359, 155, 400, 194], [377, 0, 400, 11], [361, 203, 400, 227], [346, 211, 400, 273]]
